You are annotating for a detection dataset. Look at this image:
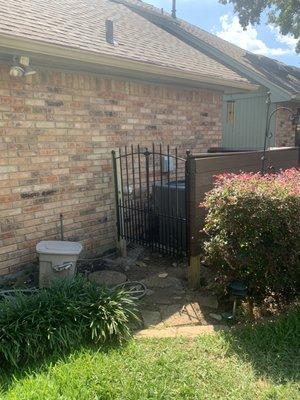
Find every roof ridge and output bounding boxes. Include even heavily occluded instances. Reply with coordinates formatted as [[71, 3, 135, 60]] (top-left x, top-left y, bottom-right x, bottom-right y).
[[115, 0, 300, 95], [115, 0, 299, 71], [112, 1, 246, 52]]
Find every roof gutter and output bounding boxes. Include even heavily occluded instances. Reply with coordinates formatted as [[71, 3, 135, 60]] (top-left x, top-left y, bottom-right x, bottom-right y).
[[0, 33, 257, 92], [112, 0, 294, 102]]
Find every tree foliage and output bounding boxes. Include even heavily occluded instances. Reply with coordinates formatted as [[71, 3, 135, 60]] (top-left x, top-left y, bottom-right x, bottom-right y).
[[219, 0, 300, 53]]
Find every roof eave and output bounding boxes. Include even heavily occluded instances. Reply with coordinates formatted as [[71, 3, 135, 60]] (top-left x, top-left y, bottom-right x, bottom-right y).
[[0, 33, 257, 92]]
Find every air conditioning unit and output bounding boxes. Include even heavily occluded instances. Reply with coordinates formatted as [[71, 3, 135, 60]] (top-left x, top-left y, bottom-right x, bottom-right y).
[[152, 180, 186, 253]]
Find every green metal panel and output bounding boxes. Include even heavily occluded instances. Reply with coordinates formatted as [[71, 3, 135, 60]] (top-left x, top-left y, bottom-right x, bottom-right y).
[[222, 90, 276, 149]]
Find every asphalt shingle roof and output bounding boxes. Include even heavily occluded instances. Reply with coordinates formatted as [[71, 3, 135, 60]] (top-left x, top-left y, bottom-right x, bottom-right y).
[[0, 0, 249, 85], [122, 0, 300, 96]]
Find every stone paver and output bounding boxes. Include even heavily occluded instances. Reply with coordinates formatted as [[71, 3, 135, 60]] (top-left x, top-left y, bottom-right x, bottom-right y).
[[140, 310, 162, 328], [141, 274, 183, 289], [141, 287, 185, 306], [160, 304, 194, 327], [160, 302, 209, 327], [199, 295, 218, 309], [187, 294, 219, 310], [97, 247, 224, 337], [209, 313, 222, 321], [135, 325, 229, 339], [88, 270, 127, 286]]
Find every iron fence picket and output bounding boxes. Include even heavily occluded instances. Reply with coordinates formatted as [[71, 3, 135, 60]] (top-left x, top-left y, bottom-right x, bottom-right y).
[[112, 143, 189, 258]]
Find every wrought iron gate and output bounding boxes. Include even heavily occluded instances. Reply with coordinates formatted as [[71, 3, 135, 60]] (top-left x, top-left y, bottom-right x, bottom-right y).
[[112, 144, 190, 258]]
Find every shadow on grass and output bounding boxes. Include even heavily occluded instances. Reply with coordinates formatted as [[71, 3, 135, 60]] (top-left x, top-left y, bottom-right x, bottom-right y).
[[0, 339, 130, 393], [1, 308, 299, 393], [223, 306, 300, 384]]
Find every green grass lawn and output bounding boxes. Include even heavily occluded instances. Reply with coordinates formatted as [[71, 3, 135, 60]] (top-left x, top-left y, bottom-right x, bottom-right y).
[[1, 308, 299, 400]]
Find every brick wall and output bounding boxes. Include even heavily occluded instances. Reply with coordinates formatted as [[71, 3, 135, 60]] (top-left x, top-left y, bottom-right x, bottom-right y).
[[275, 102, 298, 147], [0, 62, 222, 276]]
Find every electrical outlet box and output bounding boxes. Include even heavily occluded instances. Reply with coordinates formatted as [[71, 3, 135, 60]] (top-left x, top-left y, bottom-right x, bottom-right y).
[[19, 56, 30, 67], [162, 156, 174, 173]]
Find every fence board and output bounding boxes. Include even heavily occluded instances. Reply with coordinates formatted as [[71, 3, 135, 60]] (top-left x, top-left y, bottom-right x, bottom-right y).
[[189, 147, 299, 256], [194, 148, 298, 173]]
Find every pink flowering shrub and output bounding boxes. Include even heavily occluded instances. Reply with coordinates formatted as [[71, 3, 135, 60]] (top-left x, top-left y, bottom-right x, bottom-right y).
[[201, 168, 300, 301]]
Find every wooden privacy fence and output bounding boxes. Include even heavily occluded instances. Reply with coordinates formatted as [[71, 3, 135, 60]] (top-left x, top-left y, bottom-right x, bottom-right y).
[[187, 147, 299, 287]]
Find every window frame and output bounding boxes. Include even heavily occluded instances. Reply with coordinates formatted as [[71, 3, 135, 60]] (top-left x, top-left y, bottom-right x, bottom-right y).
[[226, 100, 235, 124]]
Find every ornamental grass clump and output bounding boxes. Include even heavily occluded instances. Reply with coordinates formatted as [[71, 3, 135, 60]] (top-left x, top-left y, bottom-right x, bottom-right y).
[[201, 168, 300, 302], [0, 276, 138, 367]]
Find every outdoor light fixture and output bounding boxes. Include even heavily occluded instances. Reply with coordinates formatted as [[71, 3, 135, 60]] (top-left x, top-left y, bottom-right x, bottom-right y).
[[9, 55, 37, 78], [9, 56, 24, 77], [261, 92, 298, 174]]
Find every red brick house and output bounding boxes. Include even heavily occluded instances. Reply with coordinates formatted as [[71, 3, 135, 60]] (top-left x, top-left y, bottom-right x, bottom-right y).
[[0, 0, 257, 275]]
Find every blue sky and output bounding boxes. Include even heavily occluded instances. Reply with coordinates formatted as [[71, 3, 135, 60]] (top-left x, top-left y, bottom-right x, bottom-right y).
[[147, 0, 299, 67]]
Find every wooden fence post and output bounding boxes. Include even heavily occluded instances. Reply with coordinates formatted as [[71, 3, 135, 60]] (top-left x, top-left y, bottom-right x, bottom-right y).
[[188, 255, 201, 289], [186, 153, 201, 288]]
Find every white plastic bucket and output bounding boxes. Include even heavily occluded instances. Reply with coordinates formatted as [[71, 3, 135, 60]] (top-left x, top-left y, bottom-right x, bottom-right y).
[[36, 241, 83, 288]]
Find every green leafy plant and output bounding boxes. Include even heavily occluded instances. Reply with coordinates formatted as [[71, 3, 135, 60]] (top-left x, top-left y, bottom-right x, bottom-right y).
[[0, 276, 138, 367], [201, 168, 300, 302], [219, 0, 300, 53]]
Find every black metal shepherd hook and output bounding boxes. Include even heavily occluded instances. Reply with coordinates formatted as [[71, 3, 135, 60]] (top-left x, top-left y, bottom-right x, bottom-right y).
[[261, 92, 298, 175]]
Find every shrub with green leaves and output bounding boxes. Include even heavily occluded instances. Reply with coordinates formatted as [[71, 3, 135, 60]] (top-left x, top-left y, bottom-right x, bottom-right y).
[[0, 276, 138, 367], [201, 168, 300, 302]]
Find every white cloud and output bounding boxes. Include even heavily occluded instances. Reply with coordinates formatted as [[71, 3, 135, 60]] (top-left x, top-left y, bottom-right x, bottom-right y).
[[215, 14, 296, 57], [269, 25, 298, 48]]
